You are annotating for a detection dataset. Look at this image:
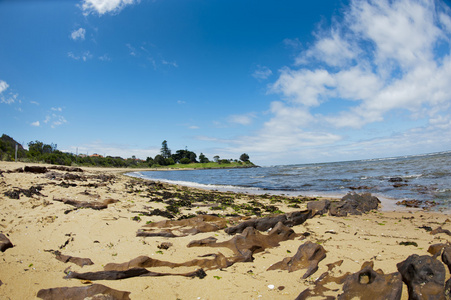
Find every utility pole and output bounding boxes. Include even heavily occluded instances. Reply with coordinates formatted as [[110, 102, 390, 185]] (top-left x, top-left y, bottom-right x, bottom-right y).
[[15, 144, 18, 161]]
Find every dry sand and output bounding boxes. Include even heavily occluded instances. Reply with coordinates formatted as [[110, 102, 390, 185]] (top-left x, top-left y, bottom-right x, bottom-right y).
[[0, 161, 450, 299]]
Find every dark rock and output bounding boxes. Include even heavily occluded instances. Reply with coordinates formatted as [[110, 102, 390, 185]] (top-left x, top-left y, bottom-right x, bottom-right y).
[[63, 173, 81, 180], [267, 241, 326, 279], [37, 284, 130, 300], [389, 177, 404, 182], [428, 244, 447, 257], [397, 254, 446, 300], [307, 200, 330, 217], [0, 233, 13, 252], [189, 222, 298, 264], [329, 193, 380, 217], [338, 261, 402, 300], [224, 210, 311, 235], [441, 246, 451, 273], [64, 267, 206, 280], [48, 166, 83, 172], [24, 166, 48, 173], [157, 242, 173, 250]]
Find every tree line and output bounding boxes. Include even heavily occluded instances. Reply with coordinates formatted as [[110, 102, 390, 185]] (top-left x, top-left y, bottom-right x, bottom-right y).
[[0, 135, 252, 168], [147, 140, 251, 167]]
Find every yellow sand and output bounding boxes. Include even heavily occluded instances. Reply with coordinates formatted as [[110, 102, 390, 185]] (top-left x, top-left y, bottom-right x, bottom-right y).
[[0, 161, 450, 299]]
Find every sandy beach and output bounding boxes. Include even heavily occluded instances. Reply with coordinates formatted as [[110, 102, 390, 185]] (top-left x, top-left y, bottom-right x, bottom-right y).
[[1, 161, 451, 299]]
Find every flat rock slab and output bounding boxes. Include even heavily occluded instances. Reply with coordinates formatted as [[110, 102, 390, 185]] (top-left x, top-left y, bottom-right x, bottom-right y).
[[37, 284, 130, 300]]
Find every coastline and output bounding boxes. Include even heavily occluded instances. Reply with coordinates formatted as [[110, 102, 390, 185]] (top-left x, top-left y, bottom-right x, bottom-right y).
[[1, 161, 451, 299]]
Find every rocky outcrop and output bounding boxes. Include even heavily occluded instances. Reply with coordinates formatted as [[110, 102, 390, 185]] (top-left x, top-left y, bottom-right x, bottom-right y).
[[329, 193, 380, 216], [397, 254, 446, 300], [224, 210, 312, 235], [339, 261, 402, 300]]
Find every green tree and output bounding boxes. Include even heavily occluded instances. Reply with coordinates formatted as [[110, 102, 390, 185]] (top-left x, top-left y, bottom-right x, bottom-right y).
[[180, 157, 191, 164], [199, 153, 209, 163], [239, 153, 250, 162], [213, 155, 220, 163], [154, 154, 167, 166], [160, 140, 171, 159]]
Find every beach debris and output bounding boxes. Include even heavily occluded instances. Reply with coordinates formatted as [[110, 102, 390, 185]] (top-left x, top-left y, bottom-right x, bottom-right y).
[[397, 254, 446, 300], [36, 284, 131, 300], [224, 210, 312, 235], [64, 267, 206, 280], [267, 241, 326, 279], [4, 185, 44, 199], [430, 226, 451, 236], [24, 166, 48, 173], [329, 193, 380, 217], [103, 253, 233, 271], [189, 221, 299, 263], [267, 284, 275, 289], [137, 214, 232, 238], [396, 199, 437, 209], [47, 166, 83, 172], [0, 233, 13, 252], [399, 241, 418, 247], [338, 261, 403, 300], [52, 197, 118, 210], [45, 250, 94, 267], [157, 242, 172, 250]]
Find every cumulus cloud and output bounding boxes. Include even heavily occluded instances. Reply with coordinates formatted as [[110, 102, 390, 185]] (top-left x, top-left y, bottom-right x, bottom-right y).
[[80, 0, 139, 15], [31, 121, 40, 127], [217, 0, 451, 164], [71, 28, 86, 40]]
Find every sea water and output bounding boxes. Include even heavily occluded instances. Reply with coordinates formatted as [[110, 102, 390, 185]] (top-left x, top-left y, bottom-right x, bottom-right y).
[[127, 151, 451, 211]]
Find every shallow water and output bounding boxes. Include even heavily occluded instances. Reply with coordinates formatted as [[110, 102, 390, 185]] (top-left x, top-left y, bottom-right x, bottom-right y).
[[128, 151, 451, 211]]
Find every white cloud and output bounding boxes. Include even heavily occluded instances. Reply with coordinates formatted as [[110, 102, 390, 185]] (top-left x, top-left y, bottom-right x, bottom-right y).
[[162, 60, 178, 67], [31, 121, 40, 127], [99, 54, 111, 61], [252, 65, 273, 80], [68, 51, 92, 61], [71, 28, 86, 41], [209, 0, 451, 165], [0, 80, 8, 94], [228, 113, 256, 126], [67, 140, 159, 160], [80, 0, 139, 16], [0, 81, 19, 105]]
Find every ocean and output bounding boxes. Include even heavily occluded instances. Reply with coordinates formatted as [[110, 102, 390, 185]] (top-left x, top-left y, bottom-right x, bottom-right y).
[[127, 151, 451, 212]]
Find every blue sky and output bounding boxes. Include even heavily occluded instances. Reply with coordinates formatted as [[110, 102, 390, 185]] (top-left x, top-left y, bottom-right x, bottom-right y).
[[1, 0, 451, 166]]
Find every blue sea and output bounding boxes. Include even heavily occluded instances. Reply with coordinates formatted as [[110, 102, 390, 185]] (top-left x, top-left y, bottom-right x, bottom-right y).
[[127, 151, 451, 211]]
